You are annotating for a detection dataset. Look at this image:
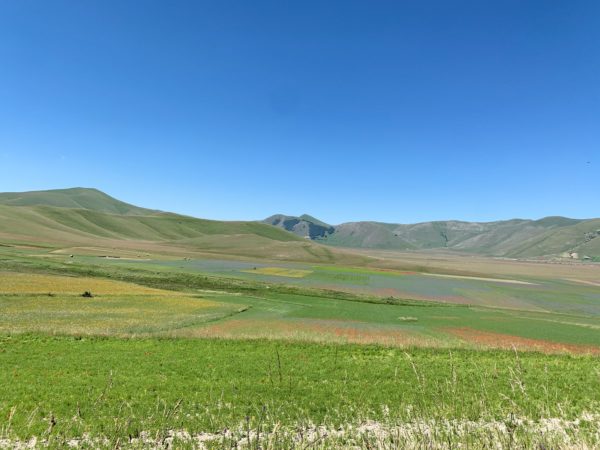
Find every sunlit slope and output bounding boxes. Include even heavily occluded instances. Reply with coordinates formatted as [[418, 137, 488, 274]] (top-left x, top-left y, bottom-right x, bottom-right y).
[[317, 217, 600, 258], [0, 204, 359, 263], [505, 218, 600, 257], [0, 204, 298, 242], [0, 187, 153, 215]]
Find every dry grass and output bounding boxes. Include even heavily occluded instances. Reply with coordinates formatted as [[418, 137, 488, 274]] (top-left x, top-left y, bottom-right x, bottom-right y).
[[0, 271, 247, 336], [358, 248, 600, 281], [0, 272, 178, 295], [0, 294, 242, 336]]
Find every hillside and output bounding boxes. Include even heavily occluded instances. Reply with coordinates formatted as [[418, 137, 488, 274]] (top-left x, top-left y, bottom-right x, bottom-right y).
[[264, 214, 600, 259], [264, 214, 334, 239], [0, 189, 363, 264], [2, 188, 598, 261], [0, 188, 154, 215]]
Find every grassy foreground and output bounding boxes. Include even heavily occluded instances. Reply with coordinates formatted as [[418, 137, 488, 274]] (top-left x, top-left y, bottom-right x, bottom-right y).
[[1, 335, 600, 449]]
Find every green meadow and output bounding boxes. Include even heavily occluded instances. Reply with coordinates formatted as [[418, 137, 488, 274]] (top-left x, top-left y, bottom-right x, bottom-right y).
[[2, 336, 600, 449], [1, 246, 600, 448]]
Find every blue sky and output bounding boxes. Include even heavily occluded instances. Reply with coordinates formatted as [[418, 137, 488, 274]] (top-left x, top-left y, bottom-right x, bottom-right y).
[[1, 1, 598, 224]]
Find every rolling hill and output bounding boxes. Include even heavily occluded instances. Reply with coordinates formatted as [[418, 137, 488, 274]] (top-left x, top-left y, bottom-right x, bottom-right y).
[[264, 214, 600, 259], [2, 188, 598, 261], [0, 187, 154, 215], [0, 188, 362, 264]]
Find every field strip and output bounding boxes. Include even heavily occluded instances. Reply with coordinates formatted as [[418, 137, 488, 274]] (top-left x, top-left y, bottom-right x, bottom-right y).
[[520, 316, 600, 330], [0, 272, 179, 295], [565, 278, 600, 287], [496, 310, 600, 330], [446, 327, 600, 355], [197, 289, 244, 296], [241, 267, 312, 278], [423, 273, 537, 285]]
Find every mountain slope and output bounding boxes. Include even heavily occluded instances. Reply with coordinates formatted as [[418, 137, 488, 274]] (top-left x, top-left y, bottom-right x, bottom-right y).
[[264, 214, 334, 239], [0, 189, 364, 264], [0, 188, 154, 215], [265, 214, 600, 259]]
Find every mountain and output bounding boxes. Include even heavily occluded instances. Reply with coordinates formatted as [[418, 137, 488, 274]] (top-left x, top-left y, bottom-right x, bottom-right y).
[[0, 188, 153, 215], [2, 188, 598, 261], [0, 188, 363, 264], [263, 214, 600, 259], [264, 214, 334, 240]]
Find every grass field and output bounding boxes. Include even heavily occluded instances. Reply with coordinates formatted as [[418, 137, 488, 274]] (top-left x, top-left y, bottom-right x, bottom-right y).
[[1, 245, 600, 448], [2, 336, 600, 448]]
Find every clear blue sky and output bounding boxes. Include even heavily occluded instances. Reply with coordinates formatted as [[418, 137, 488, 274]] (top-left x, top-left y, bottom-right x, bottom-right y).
[[1, 1, 598, 224]]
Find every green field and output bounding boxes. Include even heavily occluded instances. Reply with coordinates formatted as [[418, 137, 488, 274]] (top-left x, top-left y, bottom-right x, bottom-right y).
[[2, 221, 600, 447], [2, 336, 600, 448], [2, 248, 600, 352]]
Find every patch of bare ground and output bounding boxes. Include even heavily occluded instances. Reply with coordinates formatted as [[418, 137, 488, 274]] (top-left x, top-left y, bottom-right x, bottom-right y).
[[422, 272, 537, 285], [355, 248, 600, 282], [3, 413, 600, 449], [446, 327, 600, 355], [566, 278, 600, 287]]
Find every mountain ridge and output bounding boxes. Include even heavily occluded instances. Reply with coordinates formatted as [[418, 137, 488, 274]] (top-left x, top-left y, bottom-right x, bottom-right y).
[[1, 188, 598, 260], [263, 213, 600, 259]]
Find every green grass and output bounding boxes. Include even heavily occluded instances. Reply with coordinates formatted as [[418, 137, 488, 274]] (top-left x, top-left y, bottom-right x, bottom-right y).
[[0, 187, 152, 215], [1, 335, 599, 448], [2, 251, 600, 350], [2, 190, 600, 447], [0, 202, 374, 263], [0, 253, 599, 447]]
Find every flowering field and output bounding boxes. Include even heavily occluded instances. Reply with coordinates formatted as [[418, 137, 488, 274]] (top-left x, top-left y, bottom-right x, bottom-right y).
[[0, 272, 176, 295], [0, 272, 246, 337], [1, 251, 600, 448]]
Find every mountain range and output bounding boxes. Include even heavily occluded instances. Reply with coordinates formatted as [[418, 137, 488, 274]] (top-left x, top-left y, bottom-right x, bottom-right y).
[[0, 188, 598, 260], [263, 214, 600, 259]]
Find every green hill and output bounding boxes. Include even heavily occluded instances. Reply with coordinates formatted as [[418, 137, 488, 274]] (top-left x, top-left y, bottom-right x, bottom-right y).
[[2, 188, 598, 261], [0, 188, 153, 215], [0, 189, 363, 264]]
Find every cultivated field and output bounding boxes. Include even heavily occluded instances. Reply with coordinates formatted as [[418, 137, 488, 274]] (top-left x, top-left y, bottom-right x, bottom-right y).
[[1, 245, 600, 448]]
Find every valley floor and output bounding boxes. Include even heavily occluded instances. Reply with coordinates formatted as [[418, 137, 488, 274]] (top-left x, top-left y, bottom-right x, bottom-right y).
[[1, 246, 600, 448]]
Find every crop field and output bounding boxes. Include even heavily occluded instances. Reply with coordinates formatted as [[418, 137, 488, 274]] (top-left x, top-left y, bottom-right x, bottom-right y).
[[0, 272, 175, 295], [0, 271, 245, 337], [2, 271, 600, 352], [1, 247, 600, 448], [83, 256, 600, 317]]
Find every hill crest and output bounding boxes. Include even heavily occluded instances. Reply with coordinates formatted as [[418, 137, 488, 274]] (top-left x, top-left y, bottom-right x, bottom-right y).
[[0, 187, 155, 216]]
